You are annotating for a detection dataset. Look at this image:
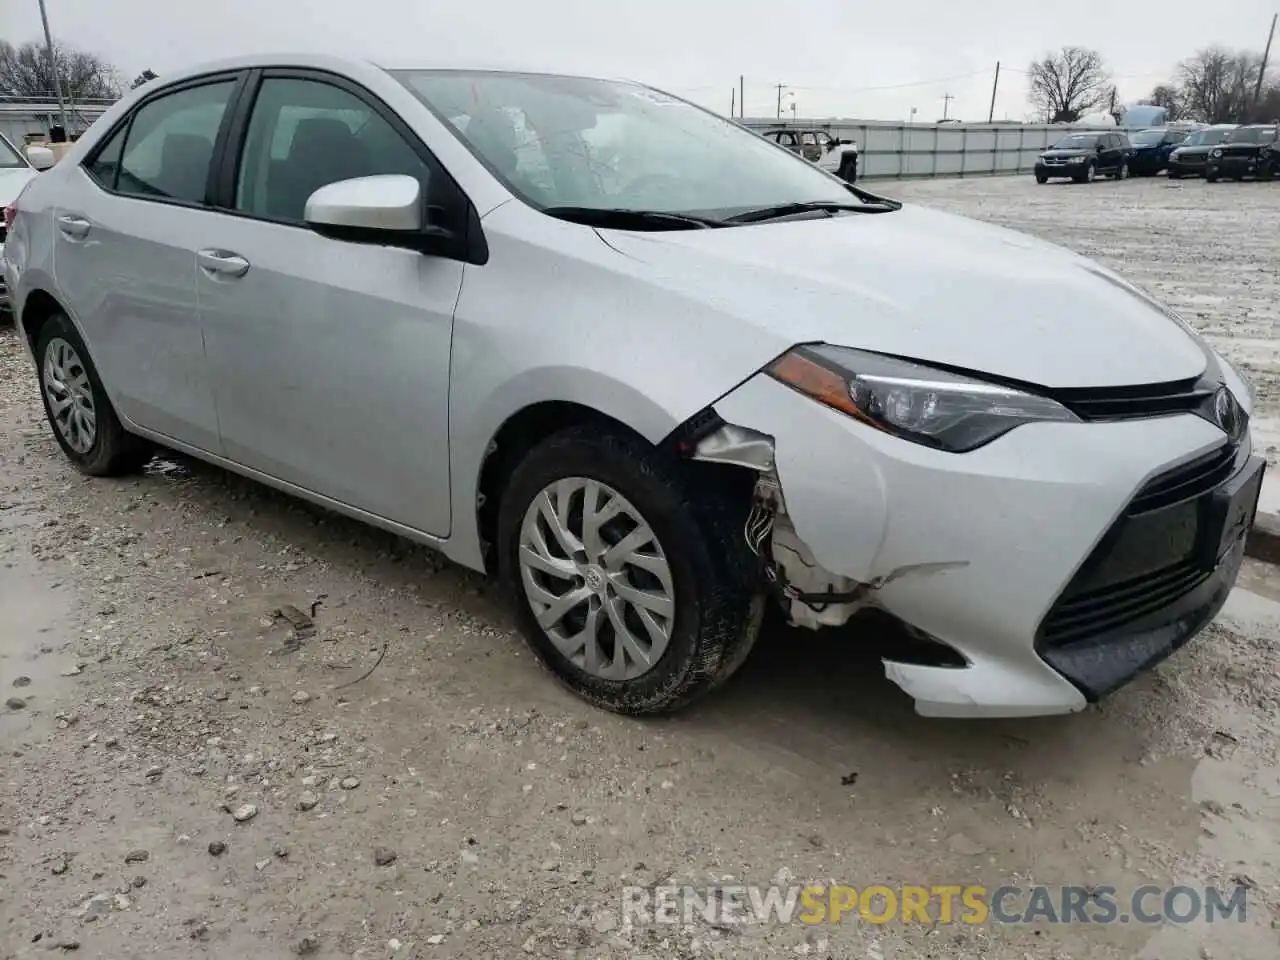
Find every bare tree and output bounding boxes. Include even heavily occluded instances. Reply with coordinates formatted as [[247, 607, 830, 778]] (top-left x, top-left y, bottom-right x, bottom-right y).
[[1178, 48, 1261, 122], [0, 39, 122, 102], [1252, 81, 1280, 122], [1028, 46, 1112, 122], [130, 68, 158, 90], [1145, 84, 1183, 121]]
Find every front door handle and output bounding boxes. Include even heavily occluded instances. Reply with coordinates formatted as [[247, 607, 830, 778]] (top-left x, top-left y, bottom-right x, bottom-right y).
[[197, 249, 251, 279], [57, 214, 92, 240]]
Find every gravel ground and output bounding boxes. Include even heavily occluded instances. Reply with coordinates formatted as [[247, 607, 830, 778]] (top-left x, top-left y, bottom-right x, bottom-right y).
[[3, 175, 1280, 960]]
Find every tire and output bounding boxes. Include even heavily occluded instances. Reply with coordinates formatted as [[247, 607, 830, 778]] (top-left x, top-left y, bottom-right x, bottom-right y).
[[1116, 161, 1129, 180], [1206, 172, 1219, 183], [1167, 170, 1182, 179], [498, 425, 761, 715], [1035, 174, 1047, 184], [35, 312, 150, 476], [837, 157, 857, 183]]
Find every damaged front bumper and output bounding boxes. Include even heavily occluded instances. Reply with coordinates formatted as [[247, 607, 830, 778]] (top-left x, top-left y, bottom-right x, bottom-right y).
[[702, 372, 1250, 718]]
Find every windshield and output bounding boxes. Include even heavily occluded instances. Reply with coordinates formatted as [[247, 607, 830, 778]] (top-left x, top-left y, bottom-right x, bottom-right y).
[[1048, 134, 1100, 150], [392, 70, 858, 218], [1225, 127, 1276, 143], [1132, 129, 1165, 146], [0, 135, 28, 169], [1183, 128, 1233, 146]]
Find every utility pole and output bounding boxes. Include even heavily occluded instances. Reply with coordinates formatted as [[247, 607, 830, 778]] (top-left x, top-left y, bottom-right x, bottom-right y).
[[942, 93, 954, 120], [987, 61, 1001, 123], [1254, 13, 1278, 112], [36, 0, 70, 136], [730, 87, 735, 118], [775, 83, 787, 119], [740, 75, 745, 120]]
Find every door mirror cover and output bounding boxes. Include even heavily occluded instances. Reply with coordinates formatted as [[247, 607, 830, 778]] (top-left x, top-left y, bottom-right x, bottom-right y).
[[26, 145, 56, 170], [305, 174, 423, 232]]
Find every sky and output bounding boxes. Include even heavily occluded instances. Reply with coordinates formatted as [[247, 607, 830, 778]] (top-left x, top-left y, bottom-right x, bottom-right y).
[[2, 0, 1277, 122]]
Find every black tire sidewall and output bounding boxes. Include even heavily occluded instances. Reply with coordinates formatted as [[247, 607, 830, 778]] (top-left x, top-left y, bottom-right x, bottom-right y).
[[497, 427, 752, 714]]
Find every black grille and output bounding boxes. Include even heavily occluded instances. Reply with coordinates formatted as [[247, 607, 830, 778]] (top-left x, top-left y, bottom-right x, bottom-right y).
[[1038, 442, 1238, 649], [1128, 444, 1237, 515], [1050, 377, 1215, 421], [1041, 559, 1211, 648]]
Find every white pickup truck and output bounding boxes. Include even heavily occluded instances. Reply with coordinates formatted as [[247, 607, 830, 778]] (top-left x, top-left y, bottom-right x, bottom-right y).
[[758, 127, 859, 182]]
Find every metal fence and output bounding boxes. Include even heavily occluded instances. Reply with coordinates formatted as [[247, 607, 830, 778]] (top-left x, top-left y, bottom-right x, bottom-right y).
[[742, 118, 1135, 180], [0, 99, 113, 146]]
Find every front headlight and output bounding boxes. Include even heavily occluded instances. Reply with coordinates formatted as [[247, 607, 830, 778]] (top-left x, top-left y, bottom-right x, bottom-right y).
[[1068, 155, 1085, 163], [767, 345, 1079, 452], [1211, 148, 1223, 158]]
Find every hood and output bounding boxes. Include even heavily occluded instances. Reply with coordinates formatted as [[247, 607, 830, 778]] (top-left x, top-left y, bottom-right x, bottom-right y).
[[1042, 148, 1092, 157], [1172, 144, 1212, 155], [598, 204, 1207, 389], [0, 166, 37, 207]]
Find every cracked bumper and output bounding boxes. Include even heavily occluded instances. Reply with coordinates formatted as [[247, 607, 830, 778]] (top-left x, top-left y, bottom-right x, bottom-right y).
[[713, 373, 1245, 717]]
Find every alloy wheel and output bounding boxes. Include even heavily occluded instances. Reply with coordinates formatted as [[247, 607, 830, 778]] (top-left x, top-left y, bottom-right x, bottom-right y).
[[42, 337, 97, 454], [517, 477, 675, 681]]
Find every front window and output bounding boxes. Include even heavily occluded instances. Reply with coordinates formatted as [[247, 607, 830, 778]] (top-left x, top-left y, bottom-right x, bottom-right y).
[[1132, 129, 1165, 146], [1225, 127, 1276, 144], [0, 134, 28, 169], [1049, 134, 1100, 150], [393, 70, 857, 218]]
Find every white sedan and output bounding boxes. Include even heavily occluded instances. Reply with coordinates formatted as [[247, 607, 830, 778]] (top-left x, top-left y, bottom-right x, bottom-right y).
[[4, 55, 1261, 718]]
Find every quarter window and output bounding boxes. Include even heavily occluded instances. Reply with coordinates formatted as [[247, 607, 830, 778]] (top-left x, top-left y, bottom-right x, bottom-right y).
[[111, 81, 235, 203], [234, 78, 434, 222]]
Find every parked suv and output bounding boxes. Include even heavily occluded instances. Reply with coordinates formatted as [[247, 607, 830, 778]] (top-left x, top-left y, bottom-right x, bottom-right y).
[[3, 56, 1261, 719], [760, 127, 859, 182], [1035, 132, 1131, 183], [1167, 125, 1238, 178], [1205, 125, 1279, 181], [1127, 127, 1190, 176]]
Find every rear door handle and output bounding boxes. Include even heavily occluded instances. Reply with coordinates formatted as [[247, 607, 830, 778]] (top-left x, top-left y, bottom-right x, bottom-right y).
[[197, 249, 251, 279], [57, 215, 92, 240]]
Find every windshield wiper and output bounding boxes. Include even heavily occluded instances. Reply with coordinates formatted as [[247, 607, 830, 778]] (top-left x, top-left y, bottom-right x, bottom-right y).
[[541, 207, 724, 230], [725, 197, 901, 224]]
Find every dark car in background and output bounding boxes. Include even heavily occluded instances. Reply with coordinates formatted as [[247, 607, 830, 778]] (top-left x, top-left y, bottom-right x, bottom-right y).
[[1034, 131, 1132, 183], [1167, 125, 1238, 178], [1206, 125, 1279, 181], [1127, 127, 1190, 175]]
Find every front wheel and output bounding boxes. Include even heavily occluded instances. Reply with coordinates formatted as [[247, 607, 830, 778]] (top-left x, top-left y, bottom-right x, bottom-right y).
[[1206, 171, 1219, 183], [498, 426, 761, 715], [35, 313, 150, 476], [1115, 161, 1129, 180], [1035, 174, 1048, 184]]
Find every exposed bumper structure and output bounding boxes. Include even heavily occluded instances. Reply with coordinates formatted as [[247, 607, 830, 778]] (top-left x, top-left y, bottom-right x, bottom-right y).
[[712, 372, 1255, 718]]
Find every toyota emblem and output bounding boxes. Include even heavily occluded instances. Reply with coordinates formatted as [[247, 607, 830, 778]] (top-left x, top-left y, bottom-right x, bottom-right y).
[[1214, 387, 1239, 439]]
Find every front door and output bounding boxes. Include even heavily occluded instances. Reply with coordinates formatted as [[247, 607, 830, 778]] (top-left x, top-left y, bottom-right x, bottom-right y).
[[53, 76, 241, 450], [195, 73, 462, 536]]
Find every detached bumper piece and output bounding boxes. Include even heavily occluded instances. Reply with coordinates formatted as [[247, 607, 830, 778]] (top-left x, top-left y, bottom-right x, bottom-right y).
[[1037, 444, 1264, 700]]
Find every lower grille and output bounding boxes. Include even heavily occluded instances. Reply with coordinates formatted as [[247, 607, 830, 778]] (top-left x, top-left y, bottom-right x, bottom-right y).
[[1041, 560, 1210, 647], [1038, 442, 1238, 650]]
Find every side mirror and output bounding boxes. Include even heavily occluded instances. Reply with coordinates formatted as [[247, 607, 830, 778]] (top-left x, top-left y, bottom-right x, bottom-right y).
[[837, 138, 854, 146], [304, 174, 457, 253], [305, 174, 422, 232], [26, 145, 56, 170]]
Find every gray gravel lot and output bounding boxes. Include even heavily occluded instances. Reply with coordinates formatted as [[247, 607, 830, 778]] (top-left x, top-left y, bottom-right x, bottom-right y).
[[2, 174, 1280, 960]]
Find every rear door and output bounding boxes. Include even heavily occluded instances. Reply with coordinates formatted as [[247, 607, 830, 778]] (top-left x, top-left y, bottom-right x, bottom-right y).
[[53, 74, 245, 450], [194, 70, 465, 536]]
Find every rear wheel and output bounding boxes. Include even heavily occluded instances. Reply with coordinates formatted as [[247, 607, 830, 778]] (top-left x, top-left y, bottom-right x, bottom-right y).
[[35, 313, 150, 476], [498, 425, 761, 715], [1114, 161, 1129, 180]]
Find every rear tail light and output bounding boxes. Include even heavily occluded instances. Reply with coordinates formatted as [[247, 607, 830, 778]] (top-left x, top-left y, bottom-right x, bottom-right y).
[[2, 203, 14, 231]]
